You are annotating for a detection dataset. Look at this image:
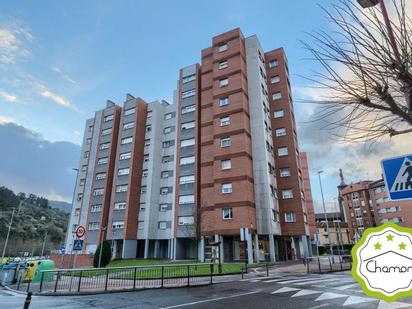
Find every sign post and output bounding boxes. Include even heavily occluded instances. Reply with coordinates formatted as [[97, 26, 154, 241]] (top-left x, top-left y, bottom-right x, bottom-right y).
[[240, 227, 249, 272], [60, 245, 65, 269], [381, 154, 412, 201]]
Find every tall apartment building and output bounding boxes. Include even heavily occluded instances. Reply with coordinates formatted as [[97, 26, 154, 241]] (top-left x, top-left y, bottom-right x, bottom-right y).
[[300, 152, 315, 243], [66, 28, 312, 262]]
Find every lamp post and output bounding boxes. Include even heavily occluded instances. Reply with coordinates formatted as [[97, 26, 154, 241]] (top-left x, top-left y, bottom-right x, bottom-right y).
[[98, 226, 107, 268], [1, 207, 15, 259], [318, 171, 334, 257]]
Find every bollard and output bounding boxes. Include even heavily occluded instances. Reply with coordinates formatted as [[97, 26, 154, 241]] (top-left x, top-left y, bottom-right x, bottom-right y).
[[23, 292, 32, 309]]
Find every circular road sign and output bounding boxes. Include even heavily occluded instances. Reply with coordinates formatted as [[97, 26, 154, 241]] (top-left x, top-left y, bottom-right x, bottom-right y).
[[76, 225, 86, 238]]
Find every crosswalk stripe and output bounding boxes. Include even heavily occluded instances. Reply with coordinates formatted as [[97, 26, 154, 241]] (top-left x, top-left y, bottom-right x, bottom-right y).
[[278, 277, 324, 284], [315, 292, 347, 301], [334, 283, 359, 290], [377, 300, 412, 309], [271, 287, 300, 294], [293, 278, 346, 286], [292, 289, 321, 297], [343, 296, 377, 306]]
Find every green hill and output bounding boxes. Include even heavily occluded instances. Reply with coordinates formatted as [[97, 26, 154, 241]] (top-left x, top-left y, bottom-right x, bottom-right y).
[[0, 186, 69, 257]]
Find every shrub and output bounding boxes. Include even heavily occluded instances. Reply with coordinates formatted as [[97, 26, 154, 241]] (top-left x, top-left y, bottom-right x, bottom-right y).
[[93, 240, 111, 268]]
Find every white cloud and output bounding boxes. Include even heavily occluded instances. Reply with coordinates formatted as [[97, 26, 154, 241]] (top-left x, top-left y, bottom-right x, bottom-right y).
[[52, 66, 77, 85], [0, 115, 17, 124], [0, 90, 17, 102], [35, 85, 80, 112], [0, 22, 33, 64]]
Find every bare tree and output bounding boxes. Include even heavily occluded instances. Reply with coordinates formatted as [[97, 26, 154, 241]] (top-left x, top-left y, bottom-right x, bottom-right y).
[[302, 0, 412, 142]]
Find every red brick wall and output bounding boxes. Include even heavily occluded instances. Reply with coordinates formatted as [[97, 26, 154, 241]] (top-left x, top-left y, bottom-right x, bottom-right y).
[[49, 254, 93, 269]]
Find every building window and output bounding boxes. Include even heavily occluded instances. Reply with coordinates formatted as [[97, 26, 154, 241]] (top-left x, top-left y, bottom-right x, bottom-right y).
[[144, 154, 149, 162], [142, 169, 148, 177], [101, 128, 112, 136], [181, 121, 195, 130], [278, 147, 288, 157], [182, 89, 196, 99], [220, 137, 231, 148], [90, 205, 102, 213], [178, 216, 194, 226], [163, 140, 175, 148], [95, 173, 106, 180], [218, 43, 227, 52], [164, 112, 174, 120], [275, 128, 286, 137], [183, 74, 196, 84], [119, 152, 131, 160], [147, 111, 152, 118], [160, 187, 171, 195], [162, 155, 173, 163], [88, 125, 94, 132], [180, 156, 195, 165], [221, 159, 231, 170], [144, 139, 150, 147], [118, 168, 130, 176], [181, 138, 195, 148], [282, 189, 293, 199], [272, 92, 282, 100], [219, 96, 230, 106], [86, 138, 91, 145], [218, 60, 228, 69], [179, 175, 195, 184], [97, 157, 108, 165], [82, 164, 87, 172], [271, 76, 280, 84], [164, 126, 174, 134], [220, 116, 230, 126], [179, 195, 195, 204], [116, 185, 128, 193], [99, 142, 110, 150], [273, 210, 279, 222], [181, 105, 196, 114], [219, 78, 229, 87], [77, 193, 83, 201], [141, 186, 147, 194], [104, 114, 114, 122], [121, 137, 133, 144], [222, 183, 233, 194], [280, 168, 291, 177], [88, 222, 99, 231], [138, 221, 144, 230], [112, 221, 124, 229], [146, 125, 152, 133], [269, 59, 279, 68], [123, 121, 134, 130], [114, 202, 126, 210], [158, 221, 167, 230], [93, 189, 104, 196], [161, 171, 171, 178], [124, 107, 135, 116], [222, 208, 233, 220], [84, 151, 89, 158], [79, 179, 85, 186], [274, 109, 284, 118], [159, 204, 169, 212], [285, 212, 296, 223]]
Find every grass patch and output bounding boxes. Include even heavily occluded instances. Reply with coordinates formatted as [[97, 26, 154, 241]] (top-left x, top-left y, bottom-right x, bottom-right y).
[[107, 259, 172, 268]]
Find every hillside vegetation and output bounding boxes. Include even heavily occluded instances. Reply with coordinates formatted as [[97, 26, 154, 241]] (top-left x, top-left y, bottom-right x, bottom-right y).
[[0, 186, 69, 256]]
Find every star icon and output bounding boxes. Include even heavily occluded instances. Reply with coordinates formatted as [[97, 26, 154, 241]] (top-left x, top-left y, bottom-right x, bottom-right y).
[[374, 242, 382, 250], [399, 242, 407, 250], [386, 234, 394, 241]]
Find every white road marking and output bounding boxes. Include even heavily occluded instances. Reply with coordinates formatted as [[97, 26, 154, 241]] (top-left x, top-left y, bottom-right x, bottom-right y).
[[292, 289, 322, 297], [294, 278, 352, 286], [343, 296, 377, 306], [278, 277, 324, 284], [308, 304, 330, 309], [333, 283, 359, 290], [271, 287, 300, 294], [315, 292, 347, 301], [160, 291, 260, 309], [377, 300, 412, 309]]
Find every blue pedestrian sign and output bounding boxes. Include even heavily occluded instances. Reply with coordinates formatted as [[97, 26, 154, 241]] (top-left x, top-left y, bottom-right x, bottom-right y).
[[381, 154, 412, 201], [60, 245, 65, 255], [73, 239, 83, 251]]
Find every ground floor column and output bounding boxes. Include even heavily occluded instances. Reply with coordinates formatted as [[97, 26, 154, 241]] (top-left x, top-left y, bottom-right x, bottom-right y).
[[253, 234, 259, 262], [290, 236, 296, 260], [198, 236, 205, 262], [154, 240, 159, 258], [247, 232, 253, 264], [144, 239, 149, 259], [269, 235, 276, 262]]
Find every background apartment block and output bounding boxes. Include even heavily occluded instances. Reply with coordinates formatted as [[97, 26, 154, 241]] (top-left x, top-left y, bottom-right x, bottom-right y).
[[66, 28, 313, 262]]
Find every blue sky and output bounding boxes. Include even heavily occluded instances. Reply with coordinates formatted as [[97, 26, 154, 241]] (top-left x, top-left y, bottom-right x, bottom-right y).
[[0, 0, 407, 209]]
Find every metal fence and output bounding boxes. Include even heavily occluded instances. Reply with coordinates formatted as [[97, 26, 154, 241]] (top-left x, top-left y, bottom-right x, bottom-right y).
[[15, 263, 215, 294], [304, 255, 352, 273]]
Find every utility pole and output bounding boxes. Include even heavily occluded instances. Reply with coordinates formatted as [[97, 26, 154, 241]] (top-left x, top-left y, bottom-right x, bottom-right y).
[[41, 230, 48, 257], [98, 226, 107, 268], [2, 208, 15, 259], [318, 171, 334, 257]]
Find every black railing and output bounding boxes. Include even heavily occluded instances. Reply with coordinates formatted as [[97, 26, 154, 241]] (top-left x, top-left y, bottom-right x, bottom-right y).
[[17, 263, 215, 294], [303, 255, 352, 273]]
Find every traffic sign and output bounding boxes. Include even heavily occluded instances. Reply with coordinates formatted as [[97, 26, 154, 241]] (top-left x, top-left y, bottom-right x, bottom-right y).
[[381, 154, 412, 201], [73, 239, 83, 251], [76, 225, 86, 238]]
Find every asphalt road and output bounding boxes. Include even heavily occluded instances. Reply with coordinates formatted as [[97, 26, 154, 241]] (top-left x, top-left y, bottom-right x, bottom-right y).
[[2, 271, 412, 309]]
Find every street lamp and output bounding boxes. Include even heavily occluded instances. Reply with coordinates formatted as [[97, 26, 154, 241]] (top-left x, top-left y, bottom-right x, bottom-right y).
[[318, 171, 334, 257], [98, 226, 107, 268]]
